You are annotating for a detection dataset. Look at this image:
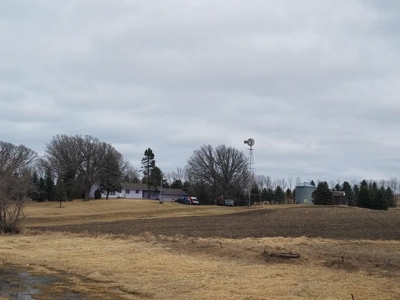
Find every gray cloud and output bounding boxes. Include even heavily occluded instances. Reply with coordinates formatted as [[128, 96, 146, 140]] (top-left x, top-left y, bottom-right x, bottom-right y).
[[1, 0, 400, 184]]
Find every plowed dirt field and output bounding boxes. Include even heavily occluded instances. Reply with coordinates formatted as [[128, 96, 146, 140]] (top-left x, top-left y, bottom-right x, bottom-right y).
[[35, 206, 400, 240]]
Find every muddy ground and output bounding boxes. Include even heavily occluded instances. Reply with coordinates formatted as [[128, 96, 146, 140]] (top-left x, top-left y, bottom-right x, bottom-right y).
[[34, 206, 400, 240]]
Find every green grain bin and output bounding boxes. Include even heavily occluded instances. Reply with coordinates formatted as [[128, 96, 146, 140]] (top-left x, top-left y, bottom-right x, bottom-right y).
[[295, 182, 315, 204]]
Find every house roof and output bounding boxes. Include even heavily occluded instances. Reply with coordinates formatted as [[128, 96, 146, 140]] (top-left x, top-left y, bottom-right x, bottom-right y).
[[295, 182, 315, 188], [121, 182, 147, 190], [161, 188, 188, 196]]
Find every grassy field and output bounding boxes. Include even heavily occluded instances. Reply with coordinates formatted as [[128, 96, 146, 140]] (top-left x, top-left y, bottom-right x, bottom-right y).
[[1, 200, 400, 299], [23, 199, 252, 227]]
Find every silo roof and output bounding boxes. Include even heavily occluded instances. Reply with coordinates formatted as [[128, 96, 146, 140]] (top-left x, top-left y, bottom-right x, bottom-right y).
[[295, 182, 315, 188]]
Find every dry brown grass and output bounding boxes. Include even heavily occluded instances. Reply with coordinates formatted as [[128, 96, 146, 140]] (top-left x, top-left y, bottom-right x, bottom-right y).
[[1, 201, 400, 299], [23, 199, 250, 227], [1, 232, 400, 299]]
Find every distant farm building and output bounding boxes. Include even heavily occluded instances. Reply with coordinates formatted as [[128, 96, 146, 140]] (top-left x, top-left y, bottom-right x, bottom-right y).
[[295, 182, 315, 204], [332, 191, 347, 205]]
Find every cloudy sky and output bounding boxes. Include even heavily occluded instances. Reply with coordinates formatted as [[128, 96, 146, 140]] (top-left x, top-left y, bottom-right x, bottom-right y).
[[1, 0, 400, 183]]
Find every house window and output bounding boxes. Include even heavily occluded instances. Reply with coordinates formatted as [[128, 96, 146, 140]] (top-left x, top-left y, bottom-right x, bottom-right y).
[[126, 189, 130, 194], [109, 191, 116, 196], [136, 190, 139, 194]]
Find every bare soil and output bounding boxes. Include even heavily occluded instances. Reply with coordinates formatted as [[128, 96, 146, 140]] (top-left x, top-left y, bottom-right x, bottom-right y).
[[33, 205, 400, 240]]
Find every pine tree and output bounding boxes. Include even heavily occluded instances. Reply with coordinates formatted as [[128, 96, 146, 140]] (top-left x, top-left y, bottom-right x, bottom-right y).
[[140, 148, 156, 199], [353, 184, 360, 203], [250, 183, 260, 203], [171, 180, 183, 189], [274, 186, 285, 204], [342, 181, 354, 206], [54, 180, 68, 208], [38, 177, 47, 201], [44, 168, 54, 201], [385, 187, 395, 208], [285, 188, 292, 204], [357, 185, 371, 208], [313, 181, 333, 205], [372, 187, 388, 210], [28, 171, 41, 201], [266, 188, 275, 204], [261, 188, 267, 203], [94, 189, 102, 199], [369, 181, 378, 205]]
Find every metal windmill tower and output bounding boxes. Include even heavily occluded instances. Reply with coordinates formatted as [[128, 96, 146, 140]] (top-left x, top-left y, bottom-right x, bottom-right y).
[[244, 138, 255, 206]]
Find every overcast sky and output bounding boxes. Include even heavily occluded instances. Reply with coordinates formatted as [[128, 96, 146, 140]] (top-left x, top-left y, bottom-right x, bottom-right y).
[[1, 0, 400, 184]]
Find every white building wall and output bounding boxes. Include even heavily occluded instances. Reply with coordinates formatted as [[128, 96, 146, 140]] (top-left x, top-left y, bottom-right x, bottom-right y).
[[123, 188, 143, 199]]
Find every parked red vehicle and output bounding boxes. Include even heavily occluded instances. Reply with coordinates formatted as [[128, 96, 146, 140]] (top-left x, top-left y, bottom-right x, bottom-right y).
[[187, 196, 199, 205]]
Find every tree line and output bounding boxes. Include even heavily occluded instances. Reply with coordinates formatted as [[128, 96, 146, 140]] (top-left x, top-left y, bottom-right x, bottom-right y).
[[1, 136, 399, 232]]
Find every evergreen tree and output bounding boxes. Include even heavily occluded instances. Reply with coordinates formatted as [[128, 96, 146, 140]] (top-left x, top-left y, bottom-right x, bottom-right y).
[[372, 187, 388, 210], [94, 188, 102, 199], [261, 188, 267, 203], [369, 181, 378, 204], [310, 180, 315, 186], [44, 168, 54, 201], [99, 150, 123, 200], [266, 188, 275, 204], [38, 177, 47, 201], [170, 180, 183, 189], [28, 171, 41, 201], [342, 181, 355, 206], [140, 148, 156, 199], [192, 181, 210, 205], [274, 186, 285, 204], [357, 185, 371, 208], [385, 187, 396, 208], [313, 181, 333, 205], [353, 184, 360, 203], [285, 188, 292, 204], [150, 166, 163, 199], [250, 183, 260, 203], [182, 181, 190, 193], [54, 180, 68, 208]]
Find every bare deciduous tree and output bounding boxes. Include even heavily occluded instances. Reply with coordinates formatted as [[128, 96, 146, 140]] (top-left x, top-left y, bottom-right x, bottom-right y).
[[122, 164, 140, 183], [265, 176, 272, 190], [0, 141, 37, 233], [255, 174, 266, 190], [388, 177, 398, 206], [166, 167, 186, 187], [280, 178, 287, 191], [379, 179, 387, 189], [287, 177, 293, 190], [170, 167, 186, 183], [186, 144, 249, 199], [45, 134, 125, 200]]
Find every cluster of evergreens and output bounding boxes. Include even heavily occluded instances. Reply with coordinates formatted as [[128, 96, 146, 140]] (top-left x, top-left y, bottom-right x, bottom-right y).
[[29, 169, 69, 207], [313, 180, 395, 210]]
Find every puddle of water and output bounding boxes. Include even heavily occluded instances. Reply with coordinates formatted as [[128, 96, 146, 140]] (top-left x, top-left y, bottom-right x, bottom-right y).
[[0, 266, 84, 300]]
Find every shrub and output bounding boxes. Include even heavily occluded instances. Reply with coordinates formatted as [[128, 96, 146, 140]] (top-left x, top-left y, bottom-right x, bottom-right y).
[[94, 189, 102, 199]]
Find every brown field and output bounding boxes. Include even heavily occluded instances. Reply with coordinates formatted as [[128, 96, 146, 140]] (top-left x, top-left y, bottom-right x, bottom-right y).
[[1, 200, 400, 300]]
